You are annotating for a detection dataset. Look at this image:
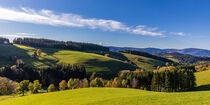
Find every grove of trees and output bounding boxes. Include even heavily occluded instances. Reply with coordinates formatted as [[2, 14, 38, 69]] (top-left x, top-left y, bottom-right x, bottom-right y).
[[13, 38, 109, 51], [0, 37, 9, 44], [0, 63, 86, 87], [0, 77, 18, 95]]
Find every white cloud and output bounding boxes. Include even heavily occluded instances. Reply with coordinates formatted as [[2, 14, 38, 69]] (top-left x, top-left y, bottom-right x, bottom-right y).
[[170, 32, 187, 36], [0, 33, 34, 38], [0, 7, 163, 36]]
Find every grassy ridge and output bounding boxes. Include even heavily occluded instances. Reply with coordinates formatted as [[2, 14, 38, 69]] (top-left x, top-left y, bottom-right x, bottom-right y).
[[0, 44, 173, 75], [1, 88, 210, 105], [0, 44, 136, 78], [122, 53, 166, 70]]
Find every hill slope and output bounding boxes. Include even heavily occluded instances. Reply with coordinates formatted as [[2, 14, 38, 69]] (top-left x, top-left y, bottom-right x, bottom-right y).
[[195, 70, 210, 86], [158, 52, 210, 64], [0, 44, 136, 78], [122, 53, 166, 70], [1, 88, 210, 105], [0, 44, 176, 77]]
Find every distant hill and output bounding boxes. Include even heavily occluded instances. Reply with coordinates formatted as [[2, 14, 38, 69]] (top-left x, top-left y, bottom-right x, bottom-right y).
[[157, 52, 210, 64], [88, 50, 175, 71], [109, 46, 210, 57]]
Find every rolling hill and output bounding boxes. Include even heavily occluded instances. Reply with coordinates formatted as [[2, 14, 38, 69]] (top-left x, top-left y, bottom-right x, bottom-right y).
[[122, 53, 166, 70], [0, 44, 136, 79], [158, 52, 210, 64], [1, 88, 210, 105], [0, 43, 175, 78], [109, 46, 210, 57]]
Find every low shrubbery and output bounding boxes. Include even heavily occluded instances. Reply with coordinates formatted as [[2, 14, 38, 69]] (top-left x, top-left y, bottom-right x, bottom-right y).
[[0, 77, 18, 95]]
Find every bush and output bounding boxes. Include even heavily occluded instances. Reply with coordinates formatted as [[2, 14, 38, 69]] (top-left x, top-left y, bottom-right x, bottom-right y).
[[105, 81, 112, 87], [82, 78, 89, 88], [111, 77, 120, 87], [67, 78, 74, 89], [90, 78, 104, 87], [48, 84, 57, 92], [28, 80, 42, 94], [0, 77, 18, 95], [59, 80, 67, 91], [17, 80, 29, 96]]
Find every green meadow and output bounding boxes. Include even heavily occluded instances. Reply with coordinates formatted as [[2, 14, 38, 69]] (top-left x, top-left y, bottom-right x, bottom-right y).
[[0, 44, 135, 78], [122, 53, 166, 70], [0, 88, 210, 105]]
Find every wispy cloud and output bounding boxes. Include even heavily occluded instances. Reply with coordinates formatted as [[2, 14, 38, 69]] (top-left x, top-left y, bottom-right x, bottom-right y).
[[0, 7, 163, 36], [0, 32, 35, 38], [170, 32, 189, 36]]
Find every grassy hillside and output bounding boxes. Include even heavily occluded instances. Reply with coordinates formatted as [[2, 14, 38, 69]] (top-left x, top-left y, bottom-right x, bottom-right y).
[[1, 88, 210, 105], [195, 70, 210, 86], [122, 53, 166, 70], [0, 44, 136, 78]]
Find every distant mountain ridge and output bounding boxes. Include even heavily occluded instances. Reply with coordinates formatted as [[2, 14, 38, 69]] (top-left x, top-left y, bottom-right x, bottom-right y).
[[109, 46, 210, 57]]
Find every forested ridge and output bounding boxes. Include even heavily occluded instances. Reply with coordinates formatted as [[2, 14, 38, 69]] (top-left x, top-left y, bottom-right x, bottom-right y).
[[158, 52, 210, 64], [13, 38, 109, 51], [121, 50, 175, 64]]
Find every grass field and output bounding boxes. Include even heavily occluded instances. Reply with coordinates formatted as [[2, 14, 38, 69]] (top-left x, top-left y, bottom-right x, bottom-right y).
[[1, 70, 210, 105], [0, 88, 210, 105], [195, 70, 210, 91], [0, 44, 173, 76], [195, 70, 210, 86], [122, 53, 166, 70], [0, 44, 136, 78]]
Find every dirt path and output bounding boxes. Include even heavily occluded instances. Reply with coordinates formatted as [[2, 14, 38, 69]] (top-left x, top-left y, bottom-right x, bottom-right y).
[[0, 96, 18, 102]]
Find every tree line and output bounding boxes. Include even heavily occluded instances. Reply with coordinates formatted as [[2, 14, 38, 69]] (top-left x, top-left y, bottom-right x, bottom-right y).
[[108, 66, 196, 92], [13, 38, 109, 51], [158, 52, 210, 64], [0, 65, 196, 95], [0, 37, 9, 44], [0, 63, 86, 87]]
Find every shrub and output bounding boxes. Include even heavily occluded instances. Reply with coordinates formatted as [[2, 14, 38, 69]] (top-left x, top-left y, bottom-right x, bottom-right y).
[[111, 77, 120, 87], [17, 80, 29, 96], [28, 80, 42, 94], [89, 72, 96, 81], [48, 84, 57, 92], [59, 80, 67, 91], [105, 81, 112, 87], [0, 77, 18, 95], [90, 78, 104, 87], [82, 78, 89, 88], [67, 78, 74, 89]]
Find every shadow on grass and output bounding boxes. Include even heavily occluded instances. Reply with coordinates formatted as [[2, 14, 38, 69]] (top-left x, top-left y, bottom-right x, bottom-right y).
[[4, 44, 60, 68], [84, 59, 137, 79], [194, 84, 210, 91]]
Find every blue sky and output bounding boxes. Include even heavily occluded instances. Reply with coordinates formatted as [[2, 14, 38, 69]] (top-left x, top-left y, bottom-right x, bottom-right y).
[[0, 0, 209, 49]]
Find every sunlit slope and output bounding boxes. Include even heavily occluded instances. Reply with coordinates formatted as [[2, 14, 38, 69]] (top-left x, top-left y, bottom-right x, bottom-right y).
[[122, 53, 166, 70], [1, 88, 210, 105], [0, 44, 58, 68], [195, 70, 210, 86], [0, 44, 135, 78]]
